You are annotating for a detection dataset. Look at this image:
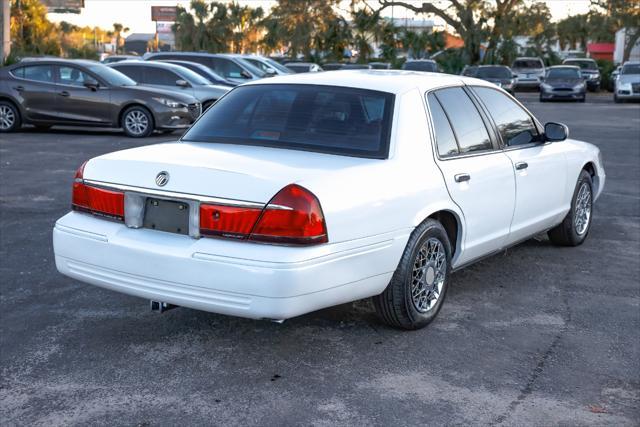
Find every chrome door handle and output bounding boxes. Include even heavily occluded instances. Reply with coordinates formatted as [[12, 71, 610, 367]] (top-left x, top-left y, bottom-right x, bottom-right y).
[[515, 162, 528, 170], [14, 85, 24, 92], [59, 91, 70, 97], [454, 173, 471, 183]]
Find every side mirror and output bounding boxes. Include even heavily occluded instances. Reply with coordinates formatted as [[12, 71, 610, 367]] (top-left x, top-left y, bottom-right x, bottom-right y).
[[176, 79, 190, 88], [264, 67, 277, 77], [83, 77, 99, 90], [240, 70, 252, 79], [544, 122, 569, 142]]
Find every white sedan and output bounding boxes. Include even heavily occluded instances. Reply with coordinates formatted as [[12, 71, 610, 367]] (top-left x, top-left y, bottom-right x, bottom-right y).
[[53, 70, 605, 330]]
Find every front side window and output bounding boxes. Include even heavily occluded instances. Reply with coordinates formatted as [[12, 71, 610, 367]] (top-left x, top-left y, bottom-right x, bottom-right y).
[[182, 84, 394, 159], [211, 58, 246, 79], [144, 67, 181, 86], [472, 87, 538, 146], [13, 65, 54, 83], [432, 87, 492, 154], [58, 66, 90, 86], [111, 65, 143, 82]]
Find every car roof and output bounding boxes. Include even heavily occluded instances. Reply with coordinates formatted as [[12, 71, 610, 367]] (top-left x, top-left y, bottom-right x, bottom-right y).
[[242, 69, 493, 95], [406, 59, 436, 62], [110, 60, 187, 72], [286, 62, 314, 66], [623, 61, 640, 65], [477, 64, 509, 68], [564, 58, 596, 62], [13, 58, 100, 67], [514, 57, 543, 60]]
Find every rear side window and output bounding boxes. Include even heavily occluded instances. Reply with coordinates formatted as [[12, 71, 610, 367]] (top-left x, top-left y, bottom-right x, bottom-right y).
[[12, 65, 54, 83], [182, 84, 394, 159], [427, 93, 458, 157], [432, 87, 492, 154], [472, 87, 538, 146]]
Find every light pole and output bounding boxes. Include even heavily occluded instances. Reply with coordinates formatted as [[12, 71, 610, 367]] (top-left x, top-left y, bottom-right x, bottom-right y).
[[1, 0, 10, 63]]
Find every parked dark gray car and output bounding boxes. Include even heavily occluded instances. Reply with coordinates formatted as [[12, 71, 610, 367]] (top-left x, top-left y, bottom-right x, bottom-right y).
[[473, 65, 517, 94], [144, 52, 266, 84], [563, 58, 601, 91], [108, 61, 229, 110], [0, 59, 201, 137], [539, 65, 586, 102]]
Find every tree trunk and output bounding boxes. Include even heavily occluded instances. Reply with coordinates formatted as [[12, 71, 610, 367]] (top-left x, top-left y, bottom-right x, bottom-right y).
[[623, 28, 640, 63]]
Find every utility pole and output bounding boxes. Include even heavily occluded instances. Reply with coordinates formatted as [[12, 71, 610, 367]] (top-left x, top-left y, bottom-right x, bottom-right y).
[[1, 0, 10, 63]]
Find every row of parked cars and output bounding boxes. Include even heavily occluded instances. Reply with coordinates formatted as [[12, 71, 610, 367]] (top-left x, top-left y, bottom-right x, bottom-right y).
[[1, 52, 637, 137]]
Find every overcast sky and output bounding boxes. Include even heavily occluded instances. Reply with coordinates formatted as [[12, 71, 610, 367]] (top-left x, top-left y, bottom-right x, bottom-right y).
[[47, 0, 593, 35]]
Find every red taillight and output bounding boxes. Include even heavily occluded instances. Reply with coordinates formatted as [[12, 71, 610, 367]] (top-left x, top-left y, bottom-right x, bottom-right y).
[[71, 162, 124, 221], [199, 184, 328, 245], [250, 184, 328, 245], [199, 204, 262, 238]]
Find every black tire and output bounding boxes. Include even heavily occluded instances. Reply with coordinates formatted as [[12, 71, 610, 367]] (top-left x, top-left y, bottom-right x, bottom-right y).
[[539, 96, 546, 103], [202, 100, 215, 111], [548, 170, 593, 247], [0, 100, 21, 133], [121, 105, 154, 138], [578, 96, 586, 103], [373, 219, 452, 330], [614, 94, 621, 103]]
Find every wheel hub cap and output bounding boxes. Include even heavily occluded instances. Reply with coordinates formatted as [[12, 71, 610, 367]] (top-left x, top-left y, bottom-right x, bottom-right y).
[[574, 182, 592, 236], [411, 238, 446, 313], [0, 106, 15, 130], [125, 111, 148, 135]]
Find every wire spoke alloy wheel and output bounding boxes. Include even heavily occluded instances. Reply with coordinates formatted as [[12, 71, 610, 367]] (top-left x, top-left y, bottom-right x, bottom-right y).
[[124, 110, 149, 136], [0, 106, 16, 130], [411, 237, 446, 313], [574, 182, 592, 236]]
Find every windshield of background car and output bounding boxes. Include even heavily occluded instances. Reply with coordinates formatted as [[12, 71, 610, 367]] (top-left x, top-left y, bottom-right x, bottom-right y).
[[547, 68, 580, 79], [476, 67, 511, 79], [174, 66, 212, 85], [403, 61, 437, 72], [182, 84, 394, 159], [564, 60, 597, 70], [87, 64, 136, 86], [621, 64, 640, 75], [512, 60, 543, 69]]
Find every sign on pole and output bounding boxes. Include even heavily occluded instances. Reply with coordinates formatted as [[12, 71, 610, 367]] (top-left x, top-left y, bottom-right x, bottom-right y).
[[151, 6, 178, 22]]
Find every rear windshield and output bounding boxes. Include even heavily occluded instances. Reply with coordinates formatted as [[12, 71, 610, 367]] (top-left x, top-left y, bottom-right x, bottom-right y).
[[403, 61, 437, 72], [564, 60, 597, 70], [512, 60, 543, 69], [182, 84, 394, 159], [476, 66, 511, 79], [547, 68, 580, 79]]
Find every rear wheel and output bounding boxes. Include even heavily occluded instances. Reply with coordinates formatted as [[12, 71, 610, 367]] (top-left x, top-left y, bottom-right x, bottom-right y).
[[373, 219, 452, 330], [548, 170, 593, 246], [122, 106, 154, 138], [0, 101, 21, 132]]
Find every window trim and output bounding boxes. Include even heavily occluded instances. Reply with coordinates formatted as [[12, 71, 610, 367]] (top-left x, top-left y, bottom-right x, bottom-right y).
[[424, 85, 501, 161], [467, 85, 546, 152]]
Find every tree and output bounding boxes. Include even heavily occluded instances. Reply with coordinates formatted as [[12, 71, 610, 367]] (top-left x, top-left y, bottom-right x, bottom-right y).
[[349, 4, 385, 62], [112, 22, 129, 54], [10, 0, 61, 56], [376, 0, 490, 64], [228, 2, 264, 53], [262, 0, 341, 59]]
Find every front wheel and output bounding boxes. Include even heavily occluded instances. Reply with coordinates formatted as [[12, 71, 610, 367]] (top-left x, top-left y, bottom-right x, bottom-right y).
[[373, 219, 452, 330], [548, 170, 593, 246], [122, 106, 154, 138]]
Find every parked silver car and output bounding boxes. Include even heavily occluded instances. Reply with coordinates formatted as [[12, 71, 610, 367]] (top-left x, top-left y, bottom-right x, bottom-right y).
[[512, 57, 545, 90], [109, 61, 229, 110], [614, 61, 640, 103]]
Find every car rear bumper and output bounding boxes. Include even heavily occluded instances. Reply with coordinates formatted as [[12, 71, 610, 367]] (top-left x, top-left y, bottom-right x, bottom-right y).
[[515, 79, 541, 89], [53, 212, 408, 320]]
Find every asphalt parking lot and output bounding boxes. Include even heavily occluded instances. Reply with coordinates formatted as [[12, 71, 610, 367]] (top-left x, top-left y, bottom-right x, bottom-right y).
[[1, 93, 639, 425]]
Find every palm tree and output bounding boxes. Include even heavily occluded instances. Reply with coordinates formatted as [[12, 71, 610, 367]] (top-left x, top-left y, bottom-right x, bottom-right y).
[[112, 23, 129, 54]]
